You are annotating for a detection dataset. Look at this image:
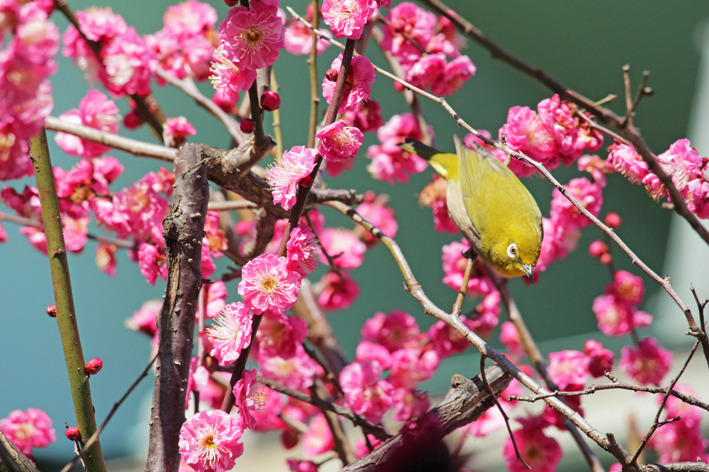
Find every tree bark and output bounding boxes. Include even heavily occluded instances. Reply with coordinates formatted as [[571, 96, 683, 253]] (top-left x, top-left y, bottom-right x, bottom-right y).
[[145, 144, 209, 472]]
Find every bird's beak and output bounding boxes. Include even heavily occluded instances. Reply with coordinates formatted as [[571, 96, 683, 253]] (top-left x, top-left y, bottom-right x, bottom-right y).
[[522, 264, 534, 282]]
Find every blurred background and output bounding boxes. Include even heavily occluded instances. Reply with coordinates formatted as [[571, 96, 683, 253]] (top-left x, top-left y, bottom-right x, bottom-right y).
[[2, 1, 709, 470]]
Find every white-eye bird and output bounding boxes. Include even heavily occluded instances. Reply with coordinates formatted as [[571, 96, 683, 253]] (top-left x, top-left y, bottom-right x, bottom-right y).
[[400, 136, 543, 280]]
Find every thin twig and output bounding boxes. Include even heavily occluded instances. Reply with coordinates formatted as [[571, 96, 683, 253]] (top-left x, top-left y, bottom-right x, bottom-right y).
[[256, 375, 389, 439], [630, 340, 700, 465], [154, 68, 245, 144], [44, 116, 177, 162], [480, 356, 530, 470]]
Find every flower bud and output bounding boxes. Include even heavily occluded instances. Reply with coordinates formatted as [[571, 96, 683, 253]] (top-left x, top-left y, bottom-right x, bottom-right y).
[[46, 305, 57, 318], [85, 357, 103, 375], [224, 0, 239, 5], [240, 118, 256, 134], [325, 68, 338, 82], [604, 212, 622, 229], [65, 427, 81, 441], [260, 91, 281, 111], [599, 253, 613, 265], [588, 241, 607, 258], [123, 111, 143, 130]]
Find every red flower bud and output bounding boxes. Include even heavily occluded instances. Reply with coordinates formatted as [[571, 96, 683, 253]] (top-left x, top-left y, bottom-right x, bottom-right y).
[[123, 111, 144, 130], [46, 305, 57, 318], [85, 357, 103, 375], [604, 212, 622, 229], [599, 253, 613, 265], [325, 68, 338, 82], [240, 118, 256, 134], [224, 0, 239, 6], [65, 427, 81, 441], [588, 241, 607, 258], [260, 91, 281, 111]]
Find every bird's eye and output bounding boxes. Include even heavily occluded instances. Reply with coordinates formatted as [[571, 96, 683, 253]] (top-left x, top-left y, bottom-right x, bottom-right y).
[[507, 243, 518, 259]]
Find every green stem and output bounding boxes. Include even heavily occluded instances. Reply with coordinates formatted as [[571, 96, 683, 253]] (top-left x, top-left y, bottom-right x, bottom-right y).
[[270, 68, 283, 160], [30, 130, 106, 472], [307, 0, 320, 148]]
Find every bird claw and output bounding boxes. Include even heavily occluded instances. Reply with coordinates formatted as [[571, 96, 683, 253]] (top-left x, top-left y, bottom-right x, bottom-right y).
[[462, 248, 477, 260]]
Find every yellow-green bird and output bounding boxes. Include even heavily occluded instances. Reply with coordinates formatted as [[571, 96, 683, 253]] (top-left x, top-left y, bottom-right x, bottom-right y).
[[400, 136, 543, 280]]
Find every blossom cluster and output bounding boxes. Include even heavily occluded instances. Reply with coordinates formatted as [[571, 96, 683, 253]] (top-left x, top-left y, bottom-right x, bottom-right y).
[[0, 1, 58, 181], [380, 2, 476, 97], [499, 94, 604, 177], [63, 8, 156, 98], [608, 138, 709, 219]]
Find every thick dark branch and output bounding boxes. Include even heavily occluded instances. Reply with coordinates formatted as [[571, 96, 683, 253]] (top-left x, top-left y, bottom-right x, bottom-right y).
[[342, 367, 511, 472], [0, 432, 41, 472], [145, 144, 209, 472]]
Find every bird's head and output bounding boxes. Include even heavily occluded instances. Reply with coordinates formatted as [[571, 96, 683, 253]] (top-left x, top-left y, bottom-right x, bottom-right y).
[[485, 226, 542, 281]]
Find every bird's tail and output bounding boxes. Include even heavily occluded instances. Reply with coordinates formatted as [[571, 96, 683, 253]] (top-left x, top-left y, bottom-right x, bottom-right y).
[[398, 139, 456, 179], [398, 139, 439, 160]]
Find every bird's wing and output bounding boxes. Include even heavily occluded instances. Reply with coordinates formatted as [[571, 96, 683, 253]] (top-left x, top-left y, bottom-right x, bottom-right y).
[[454, 135, 482, 239]]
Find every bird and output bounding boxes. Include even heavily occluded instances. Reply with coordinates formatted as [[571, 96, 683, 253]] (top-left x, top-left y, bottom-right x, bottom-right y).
[[399, 136, 543, 280]]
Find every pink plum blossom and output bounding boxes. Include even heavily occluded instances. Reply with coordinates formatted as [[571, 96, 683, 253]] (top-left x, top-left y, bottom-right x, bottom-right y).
[[547, 350, 589, 389], [163, 116, 196, 148], [499, 105, 557, 177], [619, 337, 672, 386], [257, 345, 319, 392], [147, 1, 217, 82], [206, 302, 254, 366], [499, 321, 524, 358], [607, 142, 648, 184], [256, 310, 307, 359], [549, 177, 603, 229], [366, 112, 429, 183], [178, 409, 244, 472], [238, 253, 301, 314], [0, 408, 55, 456], [126, 299, 161, 337], [218, 0, 284, 71], [286, 221, 319, 276], [340, 360, 394, 423], [209, 48, 257, 103], [392, 388, 430, 422], [441, 239, 496, 296], [592, 294, 652, 337], [232, 368, 266, 429], [267, 146, 317, 210], [284, 4, 330, 56], [302, 414, 334, 456], [322, 53, 375, 114], [55, 89, 120, 158], [100, 27, 156, 98], [341, 99, 383, 133], [361, 310, 421, 352], [321, 0, 375, 40], [388, 347, 440, 389], [317, 271, 360, 311], [317, 119, 364, 163], [355, 193, 398, 246], [318, 227, 366, 270], [380, 2, 437, 66], [503, 417, 562, 472]]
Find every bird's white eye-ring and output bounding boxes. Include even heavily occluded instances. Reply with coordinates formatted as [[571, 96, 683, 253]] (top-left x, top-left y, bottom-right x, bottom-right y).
[[507, 243, 518, 259]]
